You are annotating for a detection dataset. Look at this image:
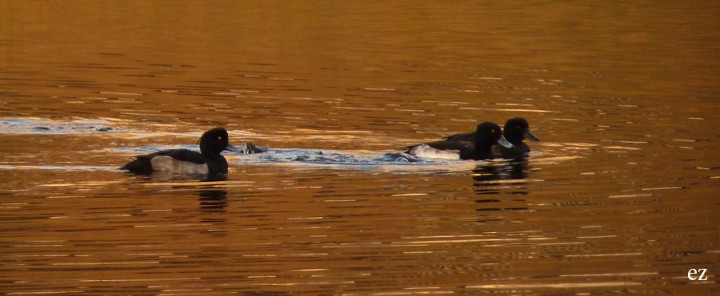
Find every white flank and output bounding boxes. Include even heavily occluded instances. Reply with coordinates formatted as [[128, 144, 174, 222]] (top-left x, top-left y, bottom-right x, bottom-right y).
[[408, 144, 461, 160], [150, 156, 209, 174]]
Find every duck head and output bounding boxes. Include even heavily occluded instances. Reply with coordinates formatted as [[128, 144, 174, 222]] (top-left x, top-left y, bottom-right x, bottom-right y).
[[199, 127, 241, 156], [474, 122, 513, 150], [504, 117, 540, 144]]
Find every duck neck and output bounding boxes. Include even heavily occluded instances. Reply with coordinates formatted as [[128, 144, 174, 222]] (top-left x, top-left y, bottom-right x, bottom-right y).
[[202, 151, 223, 161], [504, 131, 524, 145], [503, 135, 523, 145], [204, 154, 228, 174], [200, 144, 222, 158], [473, 138, 494, 154]]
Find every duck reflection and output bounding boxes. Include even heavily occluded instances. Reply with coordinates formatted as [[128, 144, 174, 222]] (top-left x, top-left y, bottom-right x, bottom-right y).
[[127, 172, 231, 217], [198, 173, 229, 214], [142, 171, 229, 182], [198, 189, 228, 213], [473, 158, 531, 223], [197, 188, 229, 233], [473, 159, 529, 194]]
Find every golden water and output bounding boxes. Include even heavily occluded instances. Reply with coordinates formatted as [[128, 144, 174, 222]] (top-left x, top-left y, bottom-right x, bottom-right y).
[[1, 1, 719, 295]]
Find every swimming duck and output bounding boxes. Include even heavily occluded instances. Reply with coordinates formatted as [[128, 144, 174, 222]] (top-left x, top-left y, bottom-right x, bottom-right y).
[[445, 118, 540, 157], [493, 117, 540, 157], [406, 122, 513, 160], [120, 127, 240, 176]]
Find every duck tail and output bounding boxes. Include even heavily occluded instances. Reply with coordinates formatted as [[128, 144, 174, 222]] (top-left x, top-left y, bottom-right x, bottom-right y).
[[402, 144, 418, 154], [119, 157, 153, 175]]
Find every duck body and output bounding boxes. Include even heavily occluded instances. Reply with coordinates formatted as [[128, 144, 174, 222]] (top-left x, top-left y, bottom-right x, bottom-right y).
[[406, 122, 513, 160], [492, 141, 530, 158], [120, 149, 220, 175], [407, 141, 484, 160], [443, 131, 474, 142], [120, 127, 239, 176]]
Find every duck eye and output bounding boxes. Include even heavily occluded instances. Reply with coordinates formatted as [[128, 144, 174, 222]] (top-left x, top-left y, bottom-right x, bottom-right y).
[[217, 136, 223, 140]]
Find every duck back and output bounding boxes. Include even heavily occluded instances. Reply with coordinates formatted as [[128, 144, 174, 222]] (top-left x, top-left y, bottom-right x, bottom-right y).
[[120, 149, 207, 175]]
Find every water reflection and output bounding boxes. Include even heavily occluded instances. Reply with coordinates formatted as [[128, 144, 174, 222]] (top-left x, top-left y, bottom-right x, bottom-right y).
[[129, 172, 230, 213], [3, 0, 719, 294], [198, 189, 228, 213], [472, 159, 530, 194], [473, 159, 531, 223], [140, 171, 229, 182]]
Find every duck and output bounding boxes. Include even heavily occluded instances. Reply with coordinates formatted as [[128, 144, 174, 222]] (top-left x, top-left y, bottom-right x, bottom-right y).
[[406, 122, 513, 160], [445, 118, 540, 158], [493, 117, 540, 157], [120, 127, 240, 176]]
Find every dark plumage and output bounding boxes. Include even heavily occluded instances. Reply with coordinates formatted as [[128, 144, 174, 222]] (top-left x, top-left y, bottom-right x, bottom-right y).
[[493, 117, 540, 157], [445, 118, 540, 158], [406, 122, 513, 160], [120, 127, 240, 176]]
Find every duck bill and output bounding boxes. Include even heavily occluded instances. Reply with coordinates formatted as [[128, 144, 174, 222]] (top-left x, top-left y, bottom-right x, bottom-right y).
[[497, 135, 514, 148], [224, 143, 242, 153], [524, 130, 541, 141]]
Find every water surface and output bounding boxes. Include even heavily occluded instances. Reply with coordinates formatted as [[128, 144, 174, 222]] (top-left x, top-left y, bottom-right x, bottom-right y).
[[1, 1, 719, 295]]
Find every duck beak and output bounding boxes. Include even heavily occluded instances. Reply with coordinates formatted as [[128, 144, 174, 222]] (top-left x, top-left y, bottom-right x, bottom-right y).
[[224, 143, 242, 153], [497, 134, 514, 148], [524, 130, 541, 141]]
